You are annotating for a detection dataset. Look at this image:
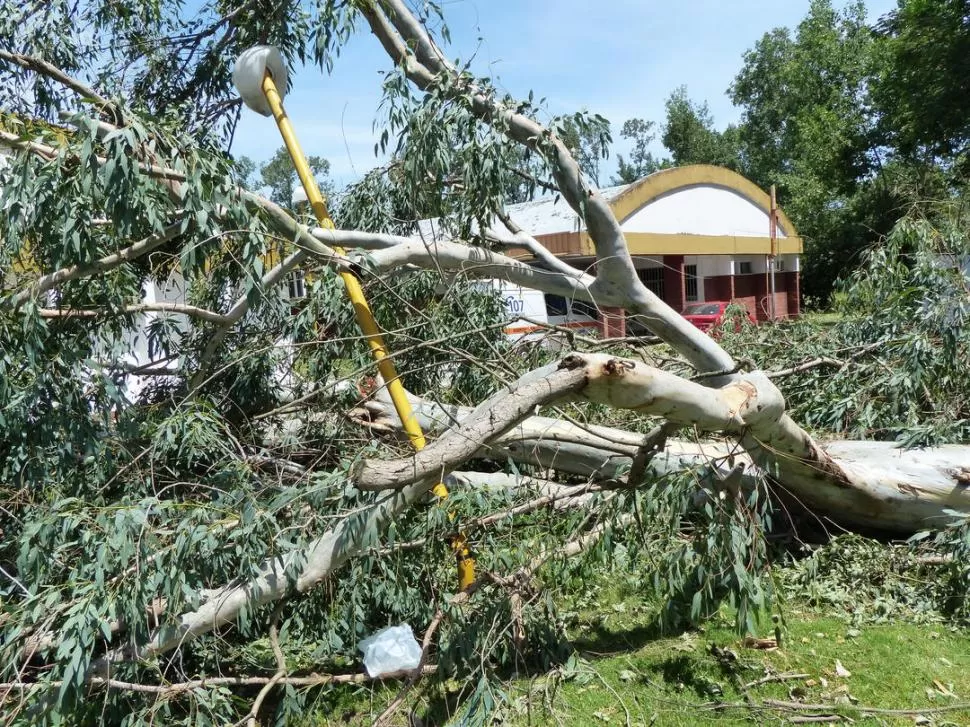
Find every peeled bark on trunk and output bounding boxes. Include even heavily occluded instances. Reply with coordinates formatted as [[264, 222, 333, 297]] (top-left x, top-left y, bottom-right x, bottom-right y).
[[355, 354, 970, 533]]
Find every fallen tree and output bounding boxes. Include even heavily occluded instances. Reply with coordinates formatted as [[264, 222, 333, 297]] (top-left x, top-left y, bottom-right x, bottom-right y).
[[0, 1, 968, 724]]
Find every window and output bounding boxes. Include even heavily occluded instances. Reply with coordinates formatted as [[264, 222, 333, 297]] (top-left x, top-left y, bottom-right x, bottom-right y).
[[684, 264, 698, 302], [287, 270, 306, 299], [737, 261, 753, 275], [544, 294, 568, 317], [638, 267, 665, 299], [772, 258, 785, 272]]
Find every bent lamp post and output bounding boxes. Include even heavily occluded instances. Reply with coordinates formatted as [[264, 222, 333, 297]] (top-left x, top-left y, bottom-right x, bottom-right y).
[[233, 46, 475, 589]]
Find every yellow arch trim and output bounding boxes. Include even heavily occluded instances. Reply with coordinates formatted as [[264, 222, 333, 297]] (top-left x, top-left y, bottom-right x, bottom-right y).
[[609, 164, 799, 239]]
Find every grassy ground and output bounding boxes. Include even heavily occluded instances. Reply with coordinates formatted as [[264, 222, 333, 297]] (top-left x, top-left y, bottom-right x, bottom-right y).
[[798, 311, 842, 326], [303, 588, 970, 726], [505, 606, 970, 726]]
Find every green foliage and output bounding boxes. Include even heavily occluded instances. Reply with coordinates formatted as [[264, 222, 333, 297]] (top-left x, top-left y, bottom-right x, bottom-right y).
[[780, 535, 956, 625], [661, 87, 742, 171], [872, 0, 970, 160], [3, 1, 970, 725], [541, 468, 777, 639], [716, 208, 970, 445], [612, 118, 665, 185], [0, 0, 324, 141], [611, 87, 740, 185], [257, 145, 333, 209], [927, 514, 970, 622], [554, 111, 613, 187], [729, 0, 881, 303]]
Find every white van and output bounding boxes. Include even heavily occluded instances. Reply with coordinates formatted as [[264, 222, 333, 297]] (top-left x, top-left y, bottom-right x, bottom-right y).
[[492, 280, 599, 341]]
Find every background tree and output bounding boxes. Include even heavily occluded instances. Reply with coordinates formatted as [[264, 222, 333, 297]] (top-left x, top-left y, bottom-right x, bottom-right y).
[[661, 87, 742, 170], [556, 111, 613, 186], [871, 0, 970, 162], [729, 0, 880, 303], [612, 118, 664, 184], [257, 145, 332, 207]]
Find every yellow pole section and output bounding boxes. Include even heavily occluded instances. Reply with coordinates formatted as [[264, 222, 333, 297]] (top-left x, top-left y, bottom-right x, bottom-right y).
[[261, 72, 430, 455], [260, 73, 475, 588]]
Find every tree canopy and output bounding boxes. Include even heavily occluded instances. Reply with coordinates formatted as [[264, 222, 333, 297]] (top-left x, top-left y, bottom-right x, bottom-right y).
[[241, 146, 333, 208]]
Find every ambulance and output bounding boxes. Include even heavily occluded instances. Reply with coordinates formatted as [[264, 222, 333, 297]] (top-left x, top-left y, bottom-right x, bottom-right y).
[[492, 280, 599, 342]]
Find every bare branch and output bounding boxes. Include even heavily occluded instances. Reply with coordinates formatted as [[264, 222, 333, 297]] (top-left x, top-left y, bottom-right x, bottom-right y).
[[360, 236, 600, 303], [355, 359, 589, 490], [38, 302, 230, 325], [488, 208, 596, 283], [354, 353, 784, 491], [10, 218, 190, 307], [0, 668, 436, 700], [0, 49, 112, 111], [766, 356, 843, 379], [358, 0, 735, 374]]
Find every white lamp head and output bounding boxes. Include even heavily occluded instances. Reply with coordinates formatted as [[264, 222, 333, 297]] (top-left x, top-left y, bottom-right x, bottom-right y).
[[232, 46, 288, 116]]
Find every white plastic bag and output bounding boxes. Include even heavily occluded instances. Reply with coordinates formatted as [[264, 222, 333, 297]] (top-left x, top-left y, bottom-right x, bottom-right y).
[[358, 624, 422, 678]]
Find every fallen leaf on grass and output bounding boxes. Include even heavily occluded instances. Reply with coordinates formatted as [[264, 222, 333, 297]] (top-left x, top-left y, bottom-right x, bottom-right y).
[[931, 679, 957, 698]]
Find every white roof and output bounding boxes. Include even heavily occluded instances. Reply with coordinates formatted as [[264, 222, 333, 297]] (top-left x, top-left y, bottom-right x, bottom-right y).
[[413, 166, 792, 242], [503, 184, 629, 235], [415, 183, 629, 241]]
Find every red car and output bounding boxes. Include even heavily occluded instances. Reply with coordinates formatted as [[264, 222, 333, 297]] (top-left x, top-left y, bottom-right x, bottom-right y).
[[681, 301, 756, 332]]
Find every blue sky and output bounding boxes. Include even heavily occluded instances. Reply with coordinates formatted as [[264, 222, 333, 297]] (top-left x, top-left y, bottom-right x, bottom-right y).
[[231, 0, 898, 187]]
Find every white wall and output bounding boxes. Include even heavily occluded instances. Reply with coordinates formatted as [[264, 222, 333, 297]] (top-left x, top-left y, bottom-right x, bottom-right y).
[[621, 185, 787, 238], [694, 255, 732, 278], [122, 273, 188, 399]]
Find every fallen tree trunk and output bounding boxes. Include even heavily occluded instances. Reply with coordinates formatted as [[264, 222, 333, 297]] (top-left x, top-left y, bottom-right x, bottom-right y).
[[353, 354, 970, 533], [66, 356, 970, 682]]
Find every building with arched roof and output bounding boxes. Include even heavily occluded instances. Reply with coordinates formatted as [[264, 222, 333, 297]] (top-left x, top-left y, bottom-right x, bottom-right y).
[[495, 164, 801, 337]]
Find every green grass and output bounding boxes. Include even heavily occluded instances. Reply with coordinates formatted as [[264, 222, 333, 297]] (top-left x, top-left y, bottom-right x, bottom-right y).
[[799, 311, 842, 326], [511, 609, 970, 726], [301, 593, 970, 726]]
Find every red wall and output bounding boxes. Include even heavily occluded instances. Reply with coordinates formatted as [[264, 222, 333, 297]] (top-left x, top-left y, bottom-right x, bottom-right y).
[[705, 274, 734, 303], [784, 271, 801, 317], [600, 307, 626, 338], [663, 255, 685, 312], [723, 271, 798, 320]]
